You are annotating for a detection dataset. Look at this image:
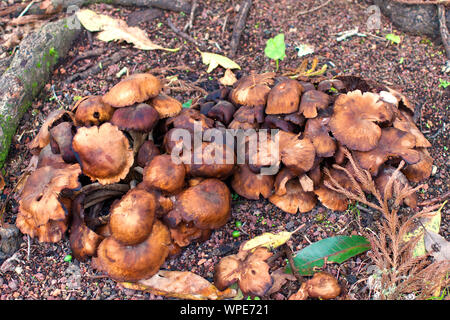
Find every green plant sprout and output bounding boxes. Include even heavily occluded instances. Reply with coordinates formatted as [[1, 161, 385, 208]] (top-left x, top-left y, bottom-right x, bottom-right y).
[[264, 33, 286, 71], [438, 78, 450, 89]]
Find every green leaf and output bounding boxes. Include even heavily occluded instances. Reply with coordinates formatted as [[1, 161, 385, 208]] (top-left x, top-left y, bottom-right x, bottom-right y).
[[264, 33, 286, 62], [182, 99, 192, 109], [385, 33, 401, 44], [438, 78, 450, 89], [286, 235, 371, 275]]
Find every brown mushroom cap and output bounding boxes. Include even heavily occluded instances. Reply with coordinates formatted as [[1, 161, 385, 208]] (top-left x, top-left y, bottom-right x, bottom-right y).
[[72, 123, 134, 185], [375, 166, 417, 208], [16, 163, 81, 243], [228, 119, 259, 130], [262, 115, 298, 132], [306, 272, 341, 299], [166, 108, 214, 132], [265, 79, 303, 115], [49, 121, 77, 163], [110, 103, 160, 133], [393, 110, 431, 148], [73, 96, 114, 127], [269, 175, 317, 214], [102, 73, 162, 108], [169, 223, 211, 247], [28, 109, 73, 155], [142, 154, 186, 193], [109, 189, 157, 246], [317, 79, 345, 93], [93, 219, 171, 282], [329, 90, 395, 152], [229, 72, 275, 107], [314, 168, 354, 211], [354, 127, 420, 176], [304, 116, 336, 158], [402, 148, 433, 183], [245, 130, 281, 174], [233, 105, 265, 124], [164, 179, 231, 230], [69, 194, 104, 261], [283, 112, 306, 127], [37, 145, 66, 169], [206, 100, 236, 125], [136, 140, 160, 168], [278, 131, 316, 175], [298, 90, 331, 119], [214, 246, 273, 296], [150, 93, 182, 118], [231, 164, 274, 200]]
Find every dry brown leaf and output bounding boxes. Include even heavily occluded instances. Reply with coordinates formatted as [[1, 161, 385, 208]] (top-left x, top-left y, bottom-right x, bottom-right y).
[[219, 69, 238, 86], [121, 270, 237, 300], [266, 268, 297, 295]]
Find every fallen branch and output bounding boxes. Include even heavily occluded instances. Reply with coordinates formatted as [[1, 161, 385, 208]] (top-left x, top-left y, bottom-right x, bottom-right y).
[[418, 191, 450, 207], [166, 17, 201, 47], [183, 0, 198, 32], [229, 0, 252, 57]]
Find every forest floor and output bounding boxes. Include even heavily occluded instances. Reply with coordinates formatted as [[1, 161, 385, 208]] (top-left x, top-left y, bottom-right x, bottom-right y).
[[0, 0, 448, 300]]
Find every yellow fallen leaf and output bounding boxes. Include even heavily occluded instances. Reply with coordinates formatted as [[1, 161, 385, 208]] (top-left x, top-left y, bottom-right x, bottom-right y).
[[197, 49, 241, 73], [120, 270, 236, 300], [75, 9, 179, 52], [241, 225, 305, 252], [403, 201, 446, 258]]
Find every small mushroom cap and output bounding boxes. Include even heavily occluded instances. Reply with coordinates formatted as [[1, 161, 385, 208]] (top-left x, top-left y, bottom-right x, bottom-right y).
[[72, 123, 134, 185], [164, 179, 231, 230], [49, 121, 77, 163], [304, 116, 336, 158], [73, 96, 114, 127], [299, 90, 331, 118], [393, 110, 431, 148], [375, 166, 417, 208], [231, 164, 274, 200], [233, 105, 265, 124], [228, 119, 259, 130], [28, 109, 73, 155], [229, 72, 275, 107], [37, 145, 65, 169], [314, 168, 354, 211], [16, 163, 81, 243], [166, 108, 214, 132], [169, 223, 212, 247], [278, 131, 316, 175], [262, 115, 298, 132], [143, 154, 186, 193], [214, 247, 273, 296], [109, 189, 157, 246], [110, 103, 160, 133], [265, 79, 303, 114], [306, 272, 341, 299], [102, 73, 162, 108], [206, 100, 236, 125], [94, 219, 171, 282], [283, 112, 306, 126], [136, 140, 160, 168], [402, 148, 433, 183], [269, 176, 317, 214], [150, 93, 182, 118], [317, 79, 345, 92], [69, 194, 104, 261], [354, 127, 420, 176], [329, 90, 395, 152]]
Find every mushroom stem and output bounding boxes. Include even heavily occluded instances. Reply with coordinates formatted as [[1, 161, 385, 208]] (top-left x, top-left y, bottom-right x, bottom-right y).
[[130, 130, 148, 155], [134, 166, 144, 175]]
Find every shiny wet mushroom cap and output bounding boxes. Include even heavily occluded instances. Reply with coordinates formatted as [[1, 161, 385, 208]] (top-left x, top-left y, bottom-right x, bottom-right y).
[[142, 154, 186, 194], [73, 96, 114, 127], [229, 72, 275, 107], [110, 103, 159, 133], [231, 164, 274, 200], [150, 93, 182, 119], [102, 73, 162, 108], [72, 123, 134, 185], [298, 90, 331, 119], [329, 90, 394, 152]]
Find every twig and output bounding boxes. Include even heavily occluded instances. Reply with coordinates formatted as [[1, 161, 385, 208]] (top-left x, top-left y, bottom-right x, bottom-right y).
[[229, 0, 252, 57], [167, 18, 200, 47], [418, 191, 450, 207], [17, 1, 35, 18], [297, 0, 332, 16], [183, 0, 198, 32], [68, 48, 104, 68]]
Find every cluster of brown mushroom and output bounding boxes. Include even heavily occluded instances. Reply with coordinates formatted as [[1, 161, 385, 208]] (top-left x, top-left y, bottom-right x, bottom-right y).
[[15, 70, 432, 287]]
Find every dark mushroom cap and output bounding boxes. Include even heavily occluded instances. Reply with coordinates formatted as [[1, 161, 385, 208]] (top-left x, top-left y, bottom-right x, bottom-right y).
[[228, 119, 260, 130], [110, 103, 160, 133], [136, 140, 161, 168], [49, 121, 77, 163], [283, 112, 306, 127], [164, 179, 231, 230], [402, 148, 433, 183], [354, 127, 420, 176], [102, 73, 162, 108], [206, 100, 236, 125], [109, 189, 157, 246], [233, 105, 265, 124], [143, 154, 186, 194], [262, 115, 298, 132], [229, 72, 275, 107], [231, 164, 274, 200], [265, 79, 303, 115], [165, 108, 214, 132], [328, 90, 395, 152], [72, 123, 134, 185], [299, 90, 331, 119], [16, 163, 81, 243], [93, 219, 171, 282], [73, 96, 114, 127], [317, 79, 345, 93], [150, 93, 182, 119]]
